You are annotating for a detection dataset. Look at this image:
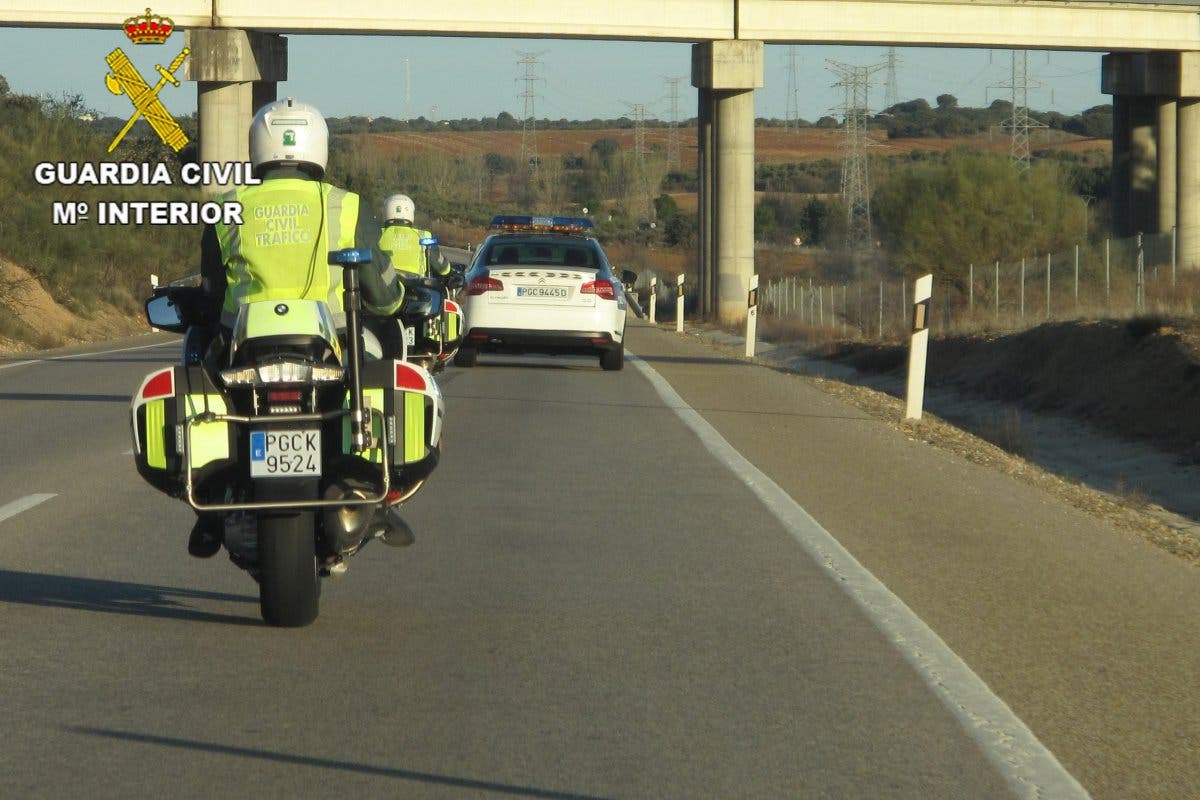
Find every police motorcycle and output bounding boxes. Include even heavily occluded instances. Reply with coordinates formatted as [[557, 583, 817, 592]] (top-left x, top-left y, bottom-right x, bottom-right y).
[[385, 237, 466, 375], [131, 249, 444, 627]]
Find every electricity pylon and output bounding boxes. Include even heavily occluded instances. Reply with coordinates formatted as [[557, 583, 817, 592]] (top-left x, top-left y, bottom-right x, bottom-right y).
[[828, 59, 885, 250]]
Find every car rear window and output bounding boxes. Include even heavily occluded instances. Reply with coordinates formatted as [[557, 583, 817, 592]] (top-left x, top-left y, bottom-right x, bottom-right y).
[[485, 241, 597, 268]]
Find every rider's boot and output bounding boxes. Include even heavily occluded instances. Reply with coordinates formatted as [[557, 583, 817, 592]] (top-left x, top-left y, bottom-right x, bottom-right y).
[[187, 513, 223, 558]]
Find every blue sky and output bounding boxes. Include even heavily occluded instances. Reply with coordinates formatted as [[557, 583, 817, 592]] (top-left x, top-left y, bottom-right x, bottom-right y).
[[0, 27, 1107, 123]]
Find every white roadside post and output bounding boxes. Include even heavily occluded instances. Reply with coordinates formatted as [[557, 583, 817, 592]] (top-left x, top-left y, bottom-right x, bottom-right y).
[[149, 274, 160, 331], [676, 273, 685, 333], [745, 274, 758, 357], [905, 274, 933, 421], [649, 276, 658, 324]]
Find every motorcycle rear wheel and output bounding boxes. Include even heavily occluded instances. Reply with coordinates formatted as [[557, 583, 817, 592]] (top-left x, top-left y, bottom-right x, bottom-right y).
[[258, 511, 319, 627]]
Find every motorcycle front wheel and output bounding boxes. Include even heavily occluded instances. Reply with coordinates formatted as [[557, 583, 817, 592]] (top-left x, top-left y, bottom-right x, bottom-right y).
[[257, 511, 319, 627]]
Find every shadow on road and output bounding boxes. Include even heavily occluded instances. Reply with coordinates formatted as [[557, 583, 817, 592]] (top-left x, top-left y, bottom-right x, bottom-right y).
[[631, 354, 754, 368], [0, 355, 176, 366], [0, 569, 260, 626], [68, 727, 613, 800], [0, 392, 132, 404]]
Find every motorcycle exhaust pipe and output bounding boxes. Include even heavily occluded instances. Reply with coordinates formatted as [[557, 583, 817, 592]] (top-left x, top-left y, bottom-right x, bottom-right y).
[[322, 482, 375, 554]]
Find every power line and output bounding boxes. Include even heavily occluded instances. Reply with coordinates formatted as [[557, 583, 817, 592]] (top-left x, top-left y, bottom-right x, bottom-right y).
[[662, 77, 683, 169], [828, 58, 885, 251], [991, 50, 1047, 171], [404, 57, 412, 122], [515, 50, 546, 173], [623, 101, 653, 221], [785, 46, 800, 131], [883, 47, 900, 110]]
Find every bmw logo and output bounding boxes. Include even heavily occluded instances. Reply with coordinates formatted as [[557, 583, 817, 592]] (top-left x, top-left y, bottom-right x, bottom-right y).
[[274, 303, 289, 316]]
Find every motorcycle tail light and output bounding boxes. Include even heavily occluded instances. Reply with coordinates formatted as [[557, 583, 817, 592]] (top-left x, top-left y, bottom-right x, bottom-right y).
[[267, 389, 303, 403]]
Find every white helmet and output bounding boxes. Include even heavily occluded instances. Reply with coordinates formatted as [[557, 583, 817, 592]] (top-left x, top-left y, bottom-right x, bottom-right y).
[[249, 97, 329, 177], [382, 193, 415, 225]]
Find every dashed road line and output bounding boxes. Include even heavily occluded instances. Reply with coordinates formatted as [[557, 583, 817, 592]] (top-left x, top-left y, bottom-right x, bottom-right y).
[[0, 493, 57, 524]]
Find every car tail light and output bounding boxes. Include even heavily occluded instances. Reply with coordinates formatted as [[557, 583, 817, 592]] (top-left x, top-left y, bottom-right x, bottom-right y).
[[580, 280, 616, 300], [466, 275, 504, 295]]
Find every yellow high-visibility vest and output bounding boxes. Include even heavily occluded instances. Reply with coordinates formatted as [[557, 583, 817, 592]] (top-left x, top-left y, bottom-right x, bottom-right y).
[[216, 179, 358, 324], [378, 224, 431, 277]]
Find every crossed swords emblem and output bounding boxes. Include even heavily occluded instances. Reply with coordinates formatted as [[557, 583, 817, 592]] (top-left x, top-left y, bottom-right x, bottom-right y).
[[104, 46, 190, 153]]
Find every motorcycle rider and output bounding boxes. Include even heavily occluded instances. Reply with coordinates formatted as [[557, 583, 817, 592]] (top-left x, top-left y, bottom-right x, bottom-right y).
[[188, 97, 405, 558], [377, 193, 452, 281]]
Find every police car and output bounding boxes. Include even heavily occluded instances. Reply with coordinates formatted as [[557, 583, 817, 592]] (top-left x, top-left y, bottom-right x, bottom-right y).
[[455, 215, 635, 371]]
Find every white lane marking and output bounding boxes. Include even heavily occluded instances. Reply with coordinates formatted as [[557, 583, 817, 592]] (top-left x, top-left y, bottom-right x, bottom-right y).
[[0, 340, 176, 373], [0, 493, 56, 524], [629, 352, 1090, 800]]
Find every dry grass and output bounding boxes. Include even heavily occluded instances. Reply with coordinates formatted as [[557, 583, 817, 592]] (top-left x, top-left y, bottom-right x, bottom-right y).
[[976, 407, 1030, 458]]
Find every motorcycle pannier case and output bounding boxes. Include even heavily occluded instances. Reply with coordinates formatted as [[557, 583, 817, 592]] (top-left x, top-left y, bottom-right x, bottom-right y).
[[130, 365, 236, 497], [343, 359, 443, 484]]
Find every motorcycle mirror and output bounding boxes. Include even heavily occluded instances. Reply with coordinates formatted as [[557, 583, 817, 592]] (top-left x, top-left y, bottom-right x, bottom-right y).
[[329, 248, 373, 266], [621, 269, 638, 287], [145, 293, 188, 333]]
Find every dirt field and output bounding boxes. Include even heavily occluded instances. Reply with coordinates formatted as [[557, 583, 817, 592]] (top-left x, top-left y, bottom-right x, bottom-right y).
[[359, 126, 1108, 170]]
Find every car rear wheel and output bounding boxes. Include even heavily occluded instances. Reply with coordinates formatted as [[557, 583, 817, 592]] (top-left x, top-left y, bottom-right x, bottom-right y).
[[600, 343, 624, 371], [454, 346, 478, 367]]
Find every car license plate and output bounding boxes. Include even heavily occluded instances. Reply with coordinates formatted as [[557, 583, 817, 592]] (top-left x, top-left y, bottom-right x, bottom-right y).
[[250, 429, 321, 478], [517, 286, 568, 298]]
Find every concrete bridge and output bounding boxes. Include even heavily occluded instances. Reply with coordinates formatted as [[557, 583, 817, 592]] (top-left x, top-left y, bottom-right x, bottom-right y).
[[4, 0, 1200, 319]]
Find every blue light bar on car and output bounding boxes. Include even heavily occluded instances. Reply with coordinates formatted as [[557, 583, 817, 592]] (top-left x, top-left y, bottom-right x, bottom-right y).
[[489, 214, 595, 234]]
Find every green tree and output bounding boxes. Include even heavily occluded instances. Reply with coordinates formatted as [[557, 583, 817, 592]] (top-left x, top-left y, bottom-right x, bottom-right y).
[[872, 151, 1080, 285]]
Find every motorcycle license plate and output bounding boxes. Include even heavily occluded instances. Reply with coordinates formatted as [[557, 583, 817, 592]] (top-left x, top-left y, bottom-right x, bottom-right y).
[[249, 429, 321, 478], [403, 326, 416, 346]]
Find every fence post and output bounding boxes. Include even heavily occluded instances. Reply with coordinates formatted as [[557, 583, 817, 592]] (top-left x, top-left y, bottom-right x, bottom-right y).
[[649, 276, 657, 324], [1136, 232, 1145, 312], [745, 274, 758, 357], [901, 278, 906, 332], [969, 263, 974, 314], [1074, 245, 1079, 313], [878, 281, 883, 339], [906, 274, 934, 421], [676, 273, 685, 333], [818, 284, 824, 327], [1172, 225, 1178, 290], [843, 284, 848, 336], [1105, 238, 1111, 305], [995, 261, 1000, 320], [1020, 258, 1026, 319], [1046, 252, 1051, 319]]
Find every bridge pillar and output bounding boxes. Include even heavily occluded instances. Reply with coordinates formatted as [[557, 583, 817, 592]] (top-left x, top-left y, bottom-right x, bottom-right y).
[[1103, 51, 1200, 264], [1179, 98, 1200, 269], [1157, 98, 1177, 235], [184, 30, 287, 195], [1129, 96, 1158, 237], [693, 41, 763, 323]]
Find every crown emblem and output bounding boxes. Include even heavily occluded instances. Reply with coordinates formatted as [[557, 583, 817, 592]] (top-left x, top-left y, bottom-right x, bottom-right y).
[[123, 7, 174, 44]]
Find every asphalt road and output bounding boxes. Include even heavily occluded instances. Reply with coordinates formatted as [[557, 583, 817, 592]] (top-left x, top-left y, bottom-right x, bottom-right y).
[[0, 320, 1194, 798]]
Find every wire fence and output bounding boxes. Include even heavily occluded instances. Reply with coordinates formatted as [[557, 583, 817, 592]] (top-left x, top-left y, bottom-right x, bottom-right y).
[[758, 231, 1196, 342]]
